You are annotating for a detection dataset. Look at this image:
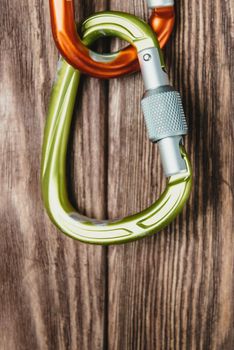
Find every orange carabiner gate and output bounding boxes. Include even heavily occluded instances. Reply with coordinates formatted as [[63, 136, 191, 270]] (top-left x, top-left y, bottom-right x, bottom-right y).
[[49, 0, 175, 78]]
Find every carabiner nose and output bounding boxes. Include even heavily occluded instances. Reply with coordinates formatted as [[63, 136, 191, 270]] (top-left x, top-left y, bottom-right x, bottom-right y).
[[42, 11, 192, 245]]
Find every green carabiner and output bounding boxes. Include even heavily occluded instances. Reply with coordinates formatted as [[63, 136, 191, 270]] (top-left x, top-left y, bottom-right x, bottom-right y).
[[41, 11, 192, 245]]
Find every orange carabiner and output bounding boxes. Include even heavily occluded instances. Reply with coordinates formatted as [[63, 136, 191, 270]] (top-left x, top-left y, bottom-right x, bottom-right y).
[[49, 0, 175, 79]]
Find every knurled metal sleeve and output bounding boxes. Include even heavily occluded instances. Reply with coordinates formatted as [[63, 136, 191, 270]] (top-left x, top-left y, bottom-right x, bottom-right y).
[[141, 87, 188, 143]]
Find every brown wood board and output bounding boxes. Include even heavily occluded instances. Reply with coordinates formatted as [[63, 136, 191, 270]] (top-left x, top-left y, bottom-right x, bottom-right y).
[[0, 0, 233, 349]]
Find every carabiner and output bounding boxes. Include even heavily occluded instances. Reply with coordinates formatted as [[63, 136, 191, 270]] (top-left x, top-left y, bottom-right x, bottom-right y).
[[42, 11, 192, 245], [49, 0, 175, 78]]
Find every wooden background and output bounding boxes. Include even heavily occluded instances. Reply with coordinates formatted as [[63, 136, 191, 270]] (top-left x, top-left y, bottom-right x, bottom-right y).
[[0, 0, 233, 349]]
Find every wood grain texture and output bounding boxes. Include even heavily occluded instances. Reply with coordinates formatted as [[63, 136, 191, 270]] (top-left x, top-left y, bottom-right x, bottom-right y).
[[0, 0, 233, 349]]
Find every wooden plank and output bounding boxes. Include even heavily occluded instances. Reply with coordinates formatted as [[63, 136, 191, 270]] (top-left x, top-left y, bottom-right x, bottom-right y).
[[0, 0, 108, 349], [107, 0, 234, 349], [0, 0, 233, 349]]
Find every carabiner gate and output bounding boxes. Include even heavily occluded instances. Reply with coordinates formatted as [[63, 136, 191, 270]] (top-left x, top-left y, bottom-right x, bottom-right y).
[[41, 11, 192, 245]]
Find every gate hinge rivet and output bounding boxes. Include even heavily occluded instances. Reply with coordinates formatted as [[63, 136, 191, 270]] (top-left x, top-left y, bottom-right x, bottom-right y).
[[143, 53, 152, 61]]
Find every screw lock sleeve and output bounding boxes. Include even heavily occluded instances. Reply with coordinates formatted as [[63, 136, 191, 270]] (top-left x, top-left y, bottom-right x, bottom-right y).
[[141, 87, 188, 143]]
